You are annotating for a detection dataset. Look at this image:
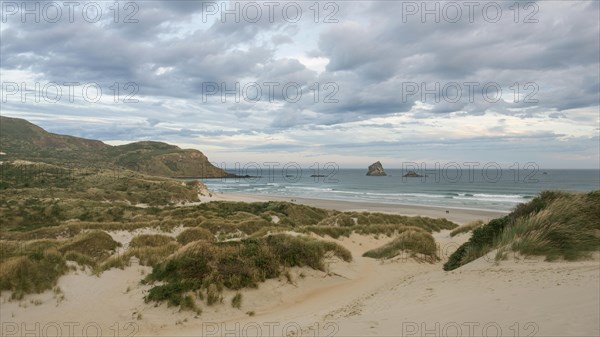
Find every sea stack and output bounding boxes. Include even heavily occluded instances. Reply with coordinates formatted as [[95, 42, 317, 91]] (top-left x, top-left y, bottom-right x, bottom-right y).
[[366, 161, 387, 176], [403, 170, 424, 177]]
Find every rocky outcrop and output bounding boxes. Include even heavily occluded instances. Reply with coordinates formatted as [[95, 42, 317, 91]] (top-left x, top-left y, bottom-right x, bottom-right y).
[[366, 161, 387, 176], [403, 170, 424, 177]]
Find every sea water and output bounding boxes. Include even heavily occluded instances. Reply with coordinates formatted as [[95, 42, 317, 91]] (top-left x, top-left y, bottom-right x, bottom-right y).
[[202, 169, 600, 212]]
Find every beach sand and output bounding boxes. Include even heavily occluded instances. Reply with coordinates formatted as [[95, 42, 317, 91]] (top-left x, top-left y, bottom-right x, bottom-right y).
[[1, 194, 598, 337], [201, 191, 508, 225]]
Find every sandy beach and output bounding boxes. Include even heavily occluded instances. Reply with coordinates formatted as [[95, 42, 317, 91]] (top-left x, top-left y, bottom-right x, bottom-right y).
[[202, 191, 508, 225], [1, 193, 598, 337]]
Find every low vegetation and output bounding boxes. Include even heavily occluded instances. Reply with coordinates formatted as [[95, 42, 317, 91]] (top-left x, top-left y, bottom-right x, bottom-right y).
[[1, 160, 459, 302], [0, 250, 68, 300], [449, 220, 484, 237], [176, 228, 215, 245], [143, 235, 352, 310], [130, 234, 175, 248], [444, 191, 600, 271], [363, 229, 438, 262]]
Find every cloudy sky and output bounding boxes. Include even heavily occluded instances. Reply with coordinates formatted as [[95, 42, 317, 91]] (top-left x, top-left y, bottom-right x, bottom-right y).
[[1, 0, 598, 168]]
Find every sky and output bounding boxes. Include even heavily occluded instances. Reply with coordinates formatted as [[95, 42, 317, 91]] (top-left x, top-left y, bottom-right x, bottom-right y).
[[1, 0, 599, 169]]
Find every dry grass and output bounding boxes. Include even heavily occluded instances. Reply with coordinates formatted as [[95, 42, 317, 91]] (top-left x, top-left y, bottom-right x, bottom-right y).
[[496, 192, 600, 261], [450, 220, 484, 237], [445, 190, 600, 271], [363, 230, 438, 262], [58, 231, 120, 261], [176, 227, 215, 245], [130, 234, 175, 248], [144, 234, 352, 306], [0, 249, 68, 299]]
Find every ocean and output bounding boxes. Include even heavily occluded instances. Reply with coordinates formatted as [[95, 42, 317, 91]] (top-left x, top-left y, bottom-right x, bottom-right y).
[[201, 169, 600, 212]]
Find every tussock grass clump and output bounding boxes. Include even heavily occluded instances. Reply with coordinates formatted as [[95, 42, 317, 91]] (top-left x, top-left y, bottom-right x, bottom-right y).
[[0, 239, 63, 263], [177, 227, 215, 245], [444, 190, 600, 271], [266, 234, 352, 269], [301, 226, 353, 239], [444, 216, 511, 271], [0, 249, 68, 299], [130, 234, 175, 248], [344, 212, 457, 232], [497, 191, 600, 261], [59, 231, 120, 261], [301, 224, 430, 239], [231, 292, 242, 309], [144, 234, 351, 306], [236, 218, 272, 234], [316, 213, 356, 227], [450, 220, 484, 237], [101, 242, 180, 271], [64, 251, 97, 268], [363, 230, 438, 262]]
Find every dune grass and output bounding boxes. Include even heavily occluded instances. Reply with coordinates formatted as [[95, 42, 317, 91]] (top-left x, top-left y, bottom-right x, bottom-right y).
[[58, 231, 120, 261], [176, 227, 215, 245], [444, 190, 600, 271], [496, 191, 600, 261], [363, 229, 438, 262], [130, 234, 175, 248], [144, 234, 351, 310], [231, 292, 242, 309], [450, 220, 484, 237], [1, 161, 460, 300], [0, 249, 68, 299]]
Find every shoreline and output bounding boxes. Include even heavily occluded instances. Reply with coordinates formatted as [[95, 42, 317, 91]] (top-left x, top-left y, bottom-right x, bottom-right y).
[[204, 191, 509, 224]]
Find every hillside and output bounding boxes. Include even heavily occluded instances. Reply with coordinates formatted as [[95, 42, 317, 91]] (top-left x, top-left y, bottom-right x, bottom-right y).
[[0, 116, 229, 178]]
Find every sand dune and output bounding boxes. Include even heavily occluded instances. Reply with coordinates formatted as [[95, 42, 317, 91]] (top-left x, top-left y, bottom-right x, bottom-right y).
[[1, 196, 598, 337]]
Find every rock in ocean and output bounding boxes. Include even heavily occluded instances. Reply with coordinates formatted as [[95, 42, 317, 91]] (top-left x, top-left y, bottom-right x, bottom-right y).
[[366, 161, 387, 176]]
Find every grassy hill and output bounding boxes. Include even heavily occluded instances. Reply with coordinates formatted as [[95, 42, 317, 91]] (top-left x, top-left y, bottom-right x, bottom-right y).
[[0, 116, 229, 178]]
